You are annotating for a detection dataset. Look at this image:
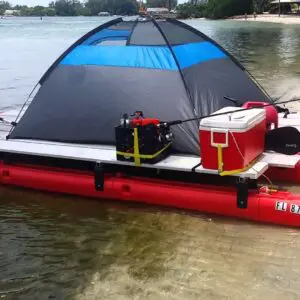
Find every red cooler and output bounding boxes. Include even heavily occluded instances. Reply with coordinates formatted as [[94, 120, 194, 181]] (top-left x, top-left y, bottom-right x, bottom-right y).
[[200, 107, 266, 172]]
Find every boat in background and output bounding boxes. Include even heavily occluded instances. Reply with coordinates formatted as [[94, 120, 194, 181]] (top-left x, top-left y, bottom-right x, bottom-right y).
[[98, 12, 110, 17]]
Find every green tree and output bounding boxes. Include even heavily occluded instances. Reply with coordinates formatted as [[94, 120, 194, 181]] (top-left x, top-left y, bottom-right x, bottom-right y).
[[32, 5, 47, 16], [115, 0, 138, 15], [85, 0, 107, 15], [176, 2, 206, 18], [2, 0, 138, 16], [206, 0, 252, 19], [147, 0, 177, 9], [46, 8, 56, 15], [12, 4, 23, 9], [0, 1, 10, 15], [76, 6, 91, 15], [16, 5, 53, 16], [52, 0, 78, 16], [253, 0, 271, 13], [19, 6, 30, 16], [85, 0, 138, 15], [72, 0, 86, 15]]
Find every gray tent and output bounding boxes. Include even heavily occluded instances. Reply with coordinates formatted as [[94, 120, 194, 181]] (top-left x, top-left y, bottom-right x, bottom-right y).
[[9, 17, 271, 155]]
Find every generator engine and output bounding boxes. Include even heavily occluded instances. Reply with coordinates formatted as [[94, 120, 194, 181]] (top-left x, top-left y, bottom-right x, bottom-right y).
[[115, 111, 174, 165]]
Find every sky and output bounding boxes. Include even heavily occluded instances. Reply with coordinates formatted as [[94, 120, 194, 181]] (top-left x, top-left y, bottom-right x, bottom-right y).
[[8, 0, 187, 7]]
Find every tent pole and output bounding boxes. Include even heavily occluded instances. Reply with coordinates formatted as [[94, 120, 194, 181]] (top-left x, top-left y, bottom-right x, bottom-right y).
[[39, 17, 123, 84], [150, 17, 195, 112]]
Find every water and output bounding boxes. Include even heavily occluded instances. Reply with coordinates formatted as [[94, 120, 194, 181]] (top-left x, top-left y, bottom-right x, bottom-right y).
[[1, 17, 300, 299]]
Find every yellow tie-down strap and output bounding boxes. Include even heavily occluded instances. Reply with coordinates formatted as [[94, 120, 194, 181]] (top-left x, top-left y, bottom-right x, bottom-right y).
[[116, 128, 171, 167], [217, 144, 256, 176]]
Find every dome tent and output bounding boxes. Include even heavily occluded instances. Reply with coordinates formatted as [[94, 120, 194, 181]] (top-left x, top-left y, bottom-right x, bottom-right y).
[[9, 17, 271, 155]]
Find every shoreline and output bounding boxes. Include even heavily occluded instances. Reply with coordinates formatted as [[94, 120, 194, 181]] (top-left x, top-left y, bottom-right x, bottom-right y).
[[2, 13, 300, 25], [229, 14, 300, 24]]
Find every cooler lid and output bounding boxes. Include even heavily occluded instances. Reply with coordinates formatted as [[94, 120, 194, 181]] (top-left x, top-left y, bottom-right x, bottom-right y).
[[200, 106, 265, 129]]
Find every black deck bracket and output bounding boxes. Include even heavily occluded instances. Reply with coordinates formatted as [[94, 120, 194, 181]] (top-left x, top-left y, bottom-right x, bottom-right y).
[[94, 162, 104, 191], [2, 152, 12, 165], [236, 177, 249, 209]]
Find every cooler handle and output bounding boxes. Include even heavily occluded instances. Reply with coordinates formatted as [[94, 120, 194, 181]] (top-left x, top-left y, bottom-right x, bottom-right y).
[[211, 128, 229, 148]]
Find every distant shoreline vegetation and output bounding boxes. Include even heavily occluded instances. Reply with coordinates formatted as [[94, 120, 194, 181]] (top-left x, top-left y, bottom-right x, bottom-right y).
[[0, 0, 140, 17], [176, 0, 272, 20], [0, 0, 274, 19], [0, 0, 178, 17]]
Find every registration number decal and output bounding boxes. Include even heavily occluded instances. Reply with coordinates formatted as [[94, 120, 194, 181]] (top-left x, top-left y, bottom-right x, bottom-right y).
[[275, 201, 288, 212], [275, 201, 300, 215], [290, 204, 300, 214]]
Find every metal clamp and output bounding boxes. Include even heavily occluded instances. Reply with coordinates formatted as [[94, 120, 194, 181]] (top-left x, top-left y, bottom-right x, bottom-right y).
[[94, 162, 104, 191], [236, 177, 248, 209]]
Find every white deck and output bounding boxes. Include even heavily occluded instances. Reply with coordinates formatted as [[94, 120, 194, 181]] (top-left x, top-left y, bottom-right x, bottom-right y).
[[0, 138, 269, 179], [1, 108, 300, 180], [259, 152, 300, 168]]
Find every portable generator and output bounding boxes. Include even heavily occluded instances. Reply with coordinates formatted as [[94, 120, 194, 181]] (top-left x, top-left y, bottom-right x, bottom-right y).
[[115, 111, 174, 166]]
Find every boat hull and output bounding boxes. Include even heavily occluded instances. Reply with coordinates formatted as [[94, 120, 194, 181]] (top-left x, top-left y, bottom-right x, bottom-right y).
[[1, 161, 300, 227]]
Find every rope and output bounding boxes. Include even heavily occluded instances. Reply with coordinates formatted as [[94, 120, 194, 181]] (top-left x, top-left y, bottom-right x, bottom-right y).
[[229, 131, 274, 188], [7, 82, 40, 135], [0, 117, 16, 127]]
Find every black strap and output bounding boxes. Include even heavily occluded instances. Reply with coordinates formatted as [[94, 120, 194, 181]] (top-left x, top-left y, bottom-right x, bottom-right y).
[[192, 162, 202, 172]]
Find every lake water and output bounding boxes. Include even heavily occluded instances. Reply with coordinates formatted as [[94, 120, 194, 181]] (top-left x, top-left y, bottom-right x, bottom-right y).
[[1, 17, 300, 300]]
